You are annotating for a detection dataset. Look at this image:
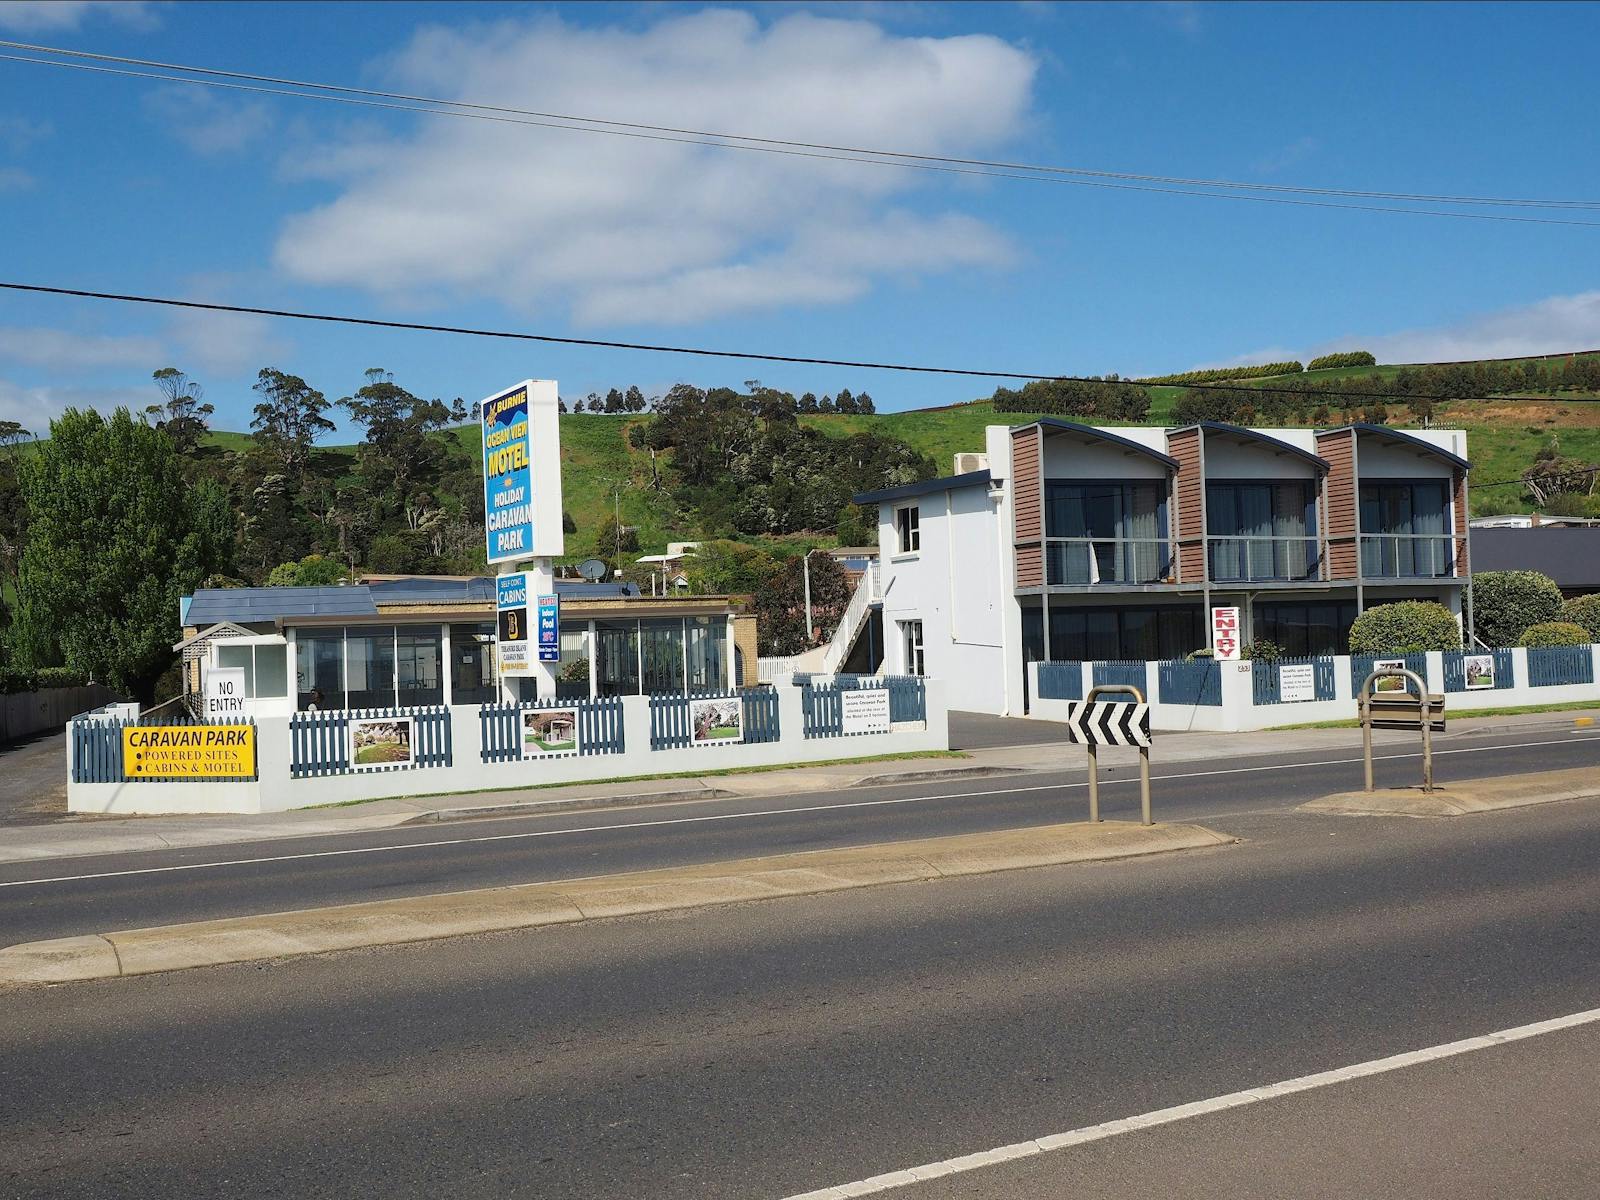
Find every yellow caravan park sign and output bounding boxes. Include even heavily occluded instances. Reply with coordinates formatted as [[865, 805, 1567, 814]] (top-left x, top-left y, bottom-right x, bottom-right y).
[[123, 725, 256, 779]]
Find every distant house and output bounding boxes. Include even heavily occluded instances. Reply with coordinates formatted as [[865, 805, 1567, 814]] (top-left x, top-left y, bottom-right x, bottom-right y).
[[1470, 526, 1600, 599]]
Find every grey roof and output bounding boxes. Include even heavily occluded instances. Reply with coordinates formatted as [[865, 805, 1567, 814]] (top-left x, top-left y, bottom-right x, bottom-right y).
[[1029, 418, 1180, 469], [1470, 527, 1600, 590], [854, 470, 991, 506], [1172, 421, 1329, 471], [1324, 423, 1471, 471], [184, 586, 379, 626], [366, 577, 497, 604]]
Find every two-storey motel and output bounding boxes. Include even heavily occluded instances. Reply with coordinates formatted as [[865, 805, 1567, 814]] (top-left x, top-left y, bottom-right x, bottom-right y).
[[852, 419, 1471, 715]]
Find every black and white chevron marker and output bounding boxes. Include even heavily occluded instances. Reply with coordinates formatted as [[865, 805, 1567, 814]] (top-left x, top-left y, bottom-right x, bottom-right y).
[[1065, 700, 1151, 747]]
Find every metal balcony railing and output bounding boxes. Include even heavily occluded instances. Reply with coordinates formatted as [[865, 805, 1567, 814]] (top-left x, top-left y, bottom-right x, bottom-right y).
[[1359, 534, 1455, 578], [1045, 538, 1172, 586], [1206, 536, 1320, 583]]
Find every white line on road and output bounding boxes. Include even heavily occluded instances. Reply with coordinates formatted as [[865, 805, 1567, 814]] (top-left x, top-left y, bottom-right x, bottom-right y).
[[777, 1005, 1600, 1199], [4, 734, 1594, 889]]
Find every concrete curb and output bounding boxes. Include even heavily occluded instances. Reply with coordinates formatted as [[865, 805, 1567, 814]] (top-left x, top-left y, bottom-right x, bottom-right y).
[[1299, 767, 1600, 819], [397, 786, 737, 825], [0, 820, 1233, 986]]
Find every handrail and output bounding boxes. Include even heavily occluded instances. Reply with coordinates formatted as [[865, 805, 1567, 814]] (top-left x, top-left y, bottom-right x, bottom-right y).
[[1044, 536, 1172, 585], [821, 566, 877, 673]]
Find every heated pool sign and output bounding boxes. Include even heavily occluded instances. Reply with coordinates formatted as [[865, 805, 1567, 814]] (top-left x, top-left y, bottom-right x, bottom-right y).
[[481, 379, 564, 566]]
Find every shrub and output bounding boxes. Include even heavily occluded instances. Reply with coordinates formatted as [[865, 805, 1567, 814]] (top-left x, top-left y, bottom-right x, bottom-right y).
[[1468, 570, 1564, 648], [1519, 621, 1589, 648], [1243, 640, 1283, 662], [1561, 594, 1600, 640], [1348, 601, 1462, 654], [1307, 351, 1377, 371], [1139, 362, 1304, 385]]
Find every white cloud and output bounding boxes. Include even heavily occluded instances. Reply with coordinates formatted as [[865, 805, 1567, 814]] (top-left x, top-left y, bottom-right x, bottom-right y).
[[0, 114, 51, 152], [0, 165, 33, 192], [275, 9, 1036, 325], [0, 325, 165, 370], [1314, 291, 1600, 364], [145, 87, 274, 155], [0, 377, 148, 430], [166, 306, 286, 374], [0, 1, 156, 32]]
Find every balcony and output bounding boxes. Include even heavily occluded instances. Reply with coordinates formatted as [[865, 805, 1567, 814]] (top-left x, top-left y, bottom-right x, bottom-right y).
[[1360, 534, 1455, 579], [1206, 536, 1321, 583], [1046, 538, 1172, 586]]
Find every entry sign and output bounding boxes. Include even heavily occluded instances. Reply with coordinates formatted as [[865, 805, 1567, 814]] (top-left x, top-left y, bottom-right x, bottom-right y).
[[536, 593, 560, 663], [203, 667, 248, 719], [1211, 606, 1242, 661], [841, 688, 891, 735], [481, 379, 565, 566], [496, 572, 532, 675]]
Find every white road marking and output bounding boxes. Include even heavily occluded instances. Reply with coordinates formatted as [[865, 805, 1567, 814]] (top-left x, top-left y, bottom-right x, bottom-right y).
[[4, 734, 1595, 889], [777, 1005, 1600, 1199]]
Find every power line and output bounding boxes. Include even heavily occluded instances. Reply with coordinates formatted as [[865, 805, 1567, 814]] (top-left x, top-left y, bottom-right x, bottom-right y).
[[4, 279, 1597, 407], [7, 38, 1598, 212], [5, 45, 1600, 228]]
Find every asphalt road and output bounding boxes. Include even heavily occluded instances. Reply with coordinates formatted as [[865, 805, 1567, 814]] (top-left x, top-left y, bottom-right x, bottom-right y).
[[2, 725, 1596, 946], [4, 789, 1598, 1198]]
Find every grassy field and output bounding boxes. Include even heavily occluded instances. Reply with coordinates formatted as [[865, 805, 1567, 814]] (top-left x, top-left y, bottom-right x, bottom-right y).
[[177, 349, 1600, 553]]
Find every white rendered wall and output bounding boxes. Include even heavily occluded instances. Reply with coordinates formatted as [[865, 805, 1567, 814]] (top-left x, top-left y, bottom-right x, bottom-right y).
[[1202, 440, 1319, 479], [1041, 438, 1169, 480], [1355, 441, 1456, 479]]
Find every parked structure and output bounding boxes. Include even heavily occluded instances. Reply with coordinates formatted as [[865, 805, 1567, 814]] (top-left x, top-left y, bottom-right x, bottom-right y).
[[175, 575, 759, 716], [851, 419, 1471, 715]]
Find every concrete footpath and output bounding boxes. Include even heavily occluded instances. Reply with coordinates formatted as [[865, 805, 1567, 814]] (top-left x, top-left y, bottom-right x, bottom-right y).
[[1302, 766, 1600, 818], [1, 707, 1593, 865], [0, 819, 1233, 985]]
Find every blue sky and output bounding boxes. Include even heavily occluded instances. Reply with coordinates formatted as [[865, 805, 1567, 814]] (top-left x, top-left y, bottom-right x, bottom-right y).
[[1, 0, 1598, 435]]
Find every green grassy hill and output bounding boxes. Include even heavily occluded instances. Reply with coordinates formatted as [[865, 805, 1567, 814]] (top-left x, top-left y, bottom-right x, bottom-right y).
[[194, 350, 1600, 556]]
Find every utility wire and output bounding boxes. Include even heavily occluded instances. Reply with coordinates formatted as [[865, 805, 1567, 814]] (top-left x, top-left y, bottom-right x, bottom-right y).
[[4, 49, 1600, 228], [5, 280, 1598, 407], [6, 38, 1599, 212]]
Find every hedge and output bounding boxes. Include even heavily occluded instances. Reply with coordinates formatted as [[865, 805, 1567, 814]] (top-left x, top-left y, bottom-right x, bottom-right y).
[[1468, 570, 1564, 648], [1348, 601, 1462, 654], [1561, 594, 1600, 640], [1139, 361, 1304, 385], [1307, 351, 1377, 370], [1519, 621, 1590, 648], [0, 666, 91, 695]]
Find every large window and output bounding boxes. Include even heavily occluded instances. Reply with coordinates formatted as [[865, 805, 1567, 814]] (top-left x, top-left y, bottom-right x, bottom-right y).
[[397, 629, 443, 707], [686, 617, 727, 691], [346, 627, 397, 709], [217, 642, 289, 700], [295, 625, 445, 710], [1044, 605, 1203, 662], [596, 619, 641, 696], [450, 623, 498, 705], [895, 505, 921, 554], [1206, 481, 1317, 581], [1360, 480, 1451, 577], [555, 624, 591, 700], [1044, 481, 1168, 584], [1253, 600, 1360, 657], [640, 619, 686, 694], [295, 631, 344, 710]]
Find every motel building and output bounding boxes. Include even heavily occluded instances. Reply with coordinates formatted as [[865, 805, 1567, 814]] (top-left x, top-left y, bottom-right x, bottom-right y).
[[849, 419, 1471, 716], [174, 575, 758, 717]]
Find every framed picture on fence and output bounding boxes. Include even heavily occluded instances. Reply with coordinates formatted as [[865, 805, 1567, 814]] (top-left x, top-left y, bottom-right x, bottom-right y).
[[1463, 653, 1495, 690], [689, 697, 743, 745], [522, 708, 580, 758], [349, 716, 415, 770]]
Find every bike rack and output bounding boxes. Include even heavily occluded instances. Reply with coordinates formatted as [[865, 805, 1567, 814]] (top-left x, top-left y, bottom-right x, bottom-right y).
[[1082, 683, 1153, 827]]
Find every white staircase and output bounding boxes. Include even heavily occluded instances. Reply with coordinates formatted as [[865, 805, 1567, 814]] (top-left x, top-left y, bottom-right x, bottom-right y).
[[821, 561, 881, 674]]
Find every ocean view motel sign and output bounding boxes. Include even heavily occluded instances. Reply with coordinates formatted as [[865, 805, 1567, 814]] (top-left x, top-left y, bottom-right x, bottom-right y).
[[481, 379, 565, 565]]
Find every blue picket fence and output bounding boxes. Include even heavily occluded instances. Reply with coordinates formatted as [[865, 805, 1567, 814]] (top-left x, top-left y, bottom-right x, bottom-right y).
[[1252, 657, 1338, 705], [1350, 653, 1429, 696], [800, 676, 928, 738], [479, 697, 626, 763], [1091, 660, 1148, 699], [70, 714, 259, 783], [1525, 645, 1595, 687], [1442, 649, 1516, 693], [1035, 661, 1083, 701], [649, 690, 775, 750], [290, 706, 451, 778], [1157, 659, 1221, 706]]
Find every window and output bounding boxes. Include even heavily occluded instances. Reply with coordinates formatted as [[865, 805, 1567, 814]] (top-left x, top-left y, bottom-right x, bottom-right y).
[[1206, 481, 1317, 581], [901, 620, 925, 676], [895, 505, 920, 554], [555, 624, 591, 700], [1045, 606, 1203, 662], [1044, 481, 1168, 584], [686, 617, 727, 691], [640, 618, 686, 694], [596, 619, 641, 697], [449, 623, 498, 705], [1360, 480, 1450, 577], [396, 629, 443, 707], [295, 631, 345, 709], [346, 627, 397, 709], [1254, 600, 1359, 657], [217, 643, 290, 699]]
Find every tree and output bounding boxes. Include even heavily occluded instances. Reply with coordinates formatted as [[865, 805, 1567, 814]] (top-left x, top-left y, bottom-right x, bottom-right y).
[[1519, 621, 1589, 648], [338, 368, 452, 532], [624, 385, 647, 413], [1561, 594, 1600, 640], [835, 504, 873, 546], [604, 387, 625, 414], [682, 540, 780, 596], [1468, 570, 1564, 648], [265, 554, 347, 587], [1348, 601, 1461, 654], [9, 408, 230, 700], [755, 551, 852, 655], [250, 368, 334, 483], [592, 513, 639, 560], [145, 367, 215, 457], [835, 387, 858, 414], [0, 422, 33, 644], [856, 391, 876, 414]]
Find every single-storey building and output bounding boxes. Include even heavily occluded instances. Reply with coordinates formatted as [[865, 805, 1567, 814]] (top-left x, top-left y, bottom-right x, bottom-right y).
[[176, 575, 758, 716], [850, 419, 1472, 715], [1469, 526, 1600, 599]]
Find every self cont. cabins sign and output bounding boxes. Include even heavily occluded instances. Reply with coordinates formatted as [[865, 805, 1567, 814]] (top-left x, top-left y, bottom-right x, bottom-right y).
[[481, 379, 565, 566]]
